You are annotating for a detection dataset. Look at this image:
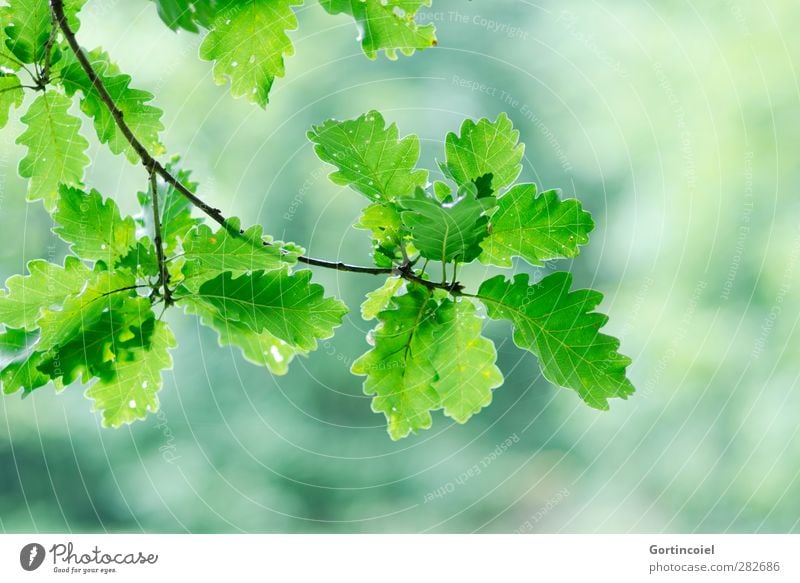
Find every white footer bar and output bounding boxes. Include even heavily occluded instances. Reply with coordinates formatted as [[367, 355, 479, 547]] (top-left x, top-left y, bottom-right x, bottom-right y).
[[1, 534, 796, 582]]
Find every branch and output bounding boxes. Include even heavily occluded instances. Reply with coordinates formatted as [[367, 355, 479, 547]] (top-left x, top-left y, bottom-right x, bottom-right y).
[[49, 0, 465, 297]]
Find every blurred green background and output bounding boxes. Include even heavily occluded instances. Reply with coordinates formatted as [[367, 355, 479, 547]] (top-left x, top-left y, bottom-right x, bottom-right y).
[[1, 0, 799, 533]]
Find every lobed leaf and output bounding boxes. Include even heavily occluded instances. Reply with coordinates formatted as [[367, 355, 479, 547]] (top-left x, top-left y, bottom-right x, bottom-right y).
[[3, 0, 85, 64], [85, 317, 176, 427], [480, 184, 594, 267], [0, 7, 21, 71], [0, 327, 51, 394], [36, 269, 136, 351], [361, 276, 403, 321], [115, 240, 161, 279], [53, 185, 137, 264], [309, 110, 428, 202], [180, 218, 303, 291], [477, 272, 634, 410], [199, 0, 302, 107], [1, 286, 156, 401], [320, 0, 437, 60], [355, 287, 505, 438], [352, 285, 440, 440], [152, 0, 218, 32], [354, 202, 406, 267], [444, 113, 524, 191], [60, 48, 166, 163], [0, 75, 24, 129], [185, 298, 300, 375], [37, 295, 154, 389], [399, 186, 495, 263], [430, 299, 503, 423], [191, 269, 348, 352], [16, 92, 90, 210], [0, 256, 91, 330]]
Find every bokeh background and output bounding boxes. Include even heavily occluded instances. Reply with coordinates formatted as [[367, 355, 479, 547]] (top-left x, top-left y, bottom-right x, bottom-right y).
[[1, 0, 799, 533]]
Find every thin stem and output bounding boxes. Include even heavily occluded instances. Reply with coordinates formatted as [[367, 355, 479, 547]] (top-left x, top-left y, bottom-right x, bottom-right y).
[[99, 284, 150, 299], [0, 84, 25, 95], [40, 11, 59, 86], [400, 240, 411, 266], [420, 258, 430, 276], [49, 0, 468, 296], [149, 166, 172, 305]]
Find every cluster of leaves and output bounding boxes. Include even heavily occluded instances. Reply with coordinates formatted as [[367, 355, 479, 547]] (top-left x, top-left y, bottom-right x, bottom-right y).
[[0, 3, 347, 427], [0, 155, 347, 427], [152, 0, 437, 106], [309, 111, 634, 438], [0, 0, 634, 438]]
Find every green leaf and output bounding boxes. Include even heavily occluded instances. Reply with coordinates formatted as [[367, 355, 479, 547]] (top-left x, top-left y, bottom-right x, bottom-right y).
[[361, 276, 403, 320], [0, 256, 91, 330], [430, 298, 503, 423], [36, 269, 136, 351], [199, 0, 302, 107], [0, 327, 50, 394], [0, 8, 21, 71], [115, 240, 160, 279], [2, 291, 154, 398], [444, 113, 524, 191], [0, 75, 24, 129], [86, 317, 176, 427], [37, 295, 153, 388], [16, 92, 90, 210], [137, 157, 202, 256], [309, 111, 428, 202], [4, 0, 50, 63], [152, 0, 218, 32], [60, 48, 165, 163], [320, 0, 437, 59], [352, 285, 440, 440], [53, 185, 137, 264], [477, 272, 635, 410], [354, 202, 406, 267], [399, 187, 495, 263], [432, 180, 453, 202], [192, 269, 348, 352], [480, 184, 595, 267], [4, 0, 85, 63], [185, 298, 299, 375], [181, 218, 302, 291]]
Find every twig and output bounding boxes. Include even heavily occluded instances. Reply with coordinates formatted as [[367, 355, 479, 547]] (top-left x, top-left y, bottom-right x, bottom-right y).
[[98, 284, 149, 299], [39, 10, 59, 86], [148, 166, 172, 305], [0, 84, 27, 94]]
